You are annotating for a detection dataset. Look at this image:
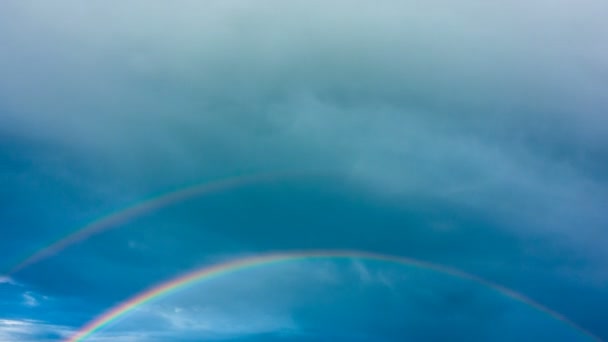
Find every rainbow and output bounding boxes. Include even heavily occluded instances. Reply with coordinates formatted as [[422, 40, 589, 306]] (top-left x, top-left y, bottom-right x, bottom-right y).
[[6, 172, 290, 276], [66, 250, 602, 342]]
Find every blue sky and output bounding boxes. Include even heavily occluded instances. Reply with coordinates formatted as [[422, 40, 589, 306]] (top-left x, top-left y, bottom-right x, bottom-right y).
[[1, 1, 607, 341]]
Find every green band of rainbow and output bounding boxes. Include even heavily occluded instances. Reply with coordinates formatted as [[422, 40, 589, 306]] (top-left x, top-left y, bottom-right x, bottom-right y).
[[66, 250, 601, 342], [6, 173, 287, 276]]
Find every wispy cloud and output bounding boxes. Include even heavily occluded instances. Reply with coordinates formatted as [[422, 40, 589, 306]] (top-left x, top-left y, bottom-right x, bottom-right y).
[[0, 276, 17, 285], [0, 319, 72, 342], [22, 292, 39, 307], [0, 318, 156, 342]]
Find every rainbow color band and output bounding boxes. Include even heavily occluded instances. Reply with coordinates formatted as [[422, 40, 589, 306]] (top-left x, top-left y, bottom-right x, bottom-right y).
[[6, 173, 289, 276], [66, 250, 601, 342]]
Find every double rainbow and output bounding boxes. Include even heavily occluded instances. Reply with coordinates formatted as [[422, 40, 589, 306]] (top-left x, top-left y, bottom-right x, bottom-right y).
[[3, 172, 600, 341]]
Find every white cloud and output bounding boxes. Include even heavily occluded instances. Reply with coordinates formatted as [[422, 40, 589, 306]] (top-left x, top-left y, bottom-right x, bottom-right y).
[[0, 276, 17, 285], [0, 319, 72, 342], [351, 260, 372, 283], [0, 318, 165, 342], [22, 292, 39, 307]]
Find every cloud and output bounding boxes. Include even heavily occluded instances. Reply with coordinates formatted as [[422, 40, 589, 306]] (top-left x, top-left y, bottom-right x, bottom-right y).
[[0, 276, 17, 285], [0, 319, 72, 342], [1, 1, 607, 155], [22, 292, 39, 307], [0, 0, 605, 263], [0, 318, 157, 342]]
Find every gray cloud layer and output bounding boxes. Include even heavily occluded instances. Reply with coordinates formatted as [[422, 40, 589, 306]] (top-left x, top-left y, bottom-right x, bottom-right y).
[[2, 0, 606, 267]]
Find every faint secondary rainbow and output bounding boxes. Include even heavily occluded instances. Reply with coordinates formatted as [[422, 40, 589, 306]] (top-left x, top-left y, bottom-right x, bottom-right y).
[[66, 250, 602, 342], [6, 172, 290, 276]]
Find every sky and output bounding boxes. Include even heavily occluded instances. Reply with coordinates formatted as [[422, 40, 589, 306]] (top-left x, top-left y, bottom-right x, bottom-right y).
[[0, 0, 607, 341]]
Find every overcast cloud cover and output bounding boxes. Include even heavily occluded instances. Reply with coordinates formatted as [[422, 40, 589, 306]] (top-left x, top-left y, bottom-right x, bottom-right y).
[[1, 1, 607, 341]]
